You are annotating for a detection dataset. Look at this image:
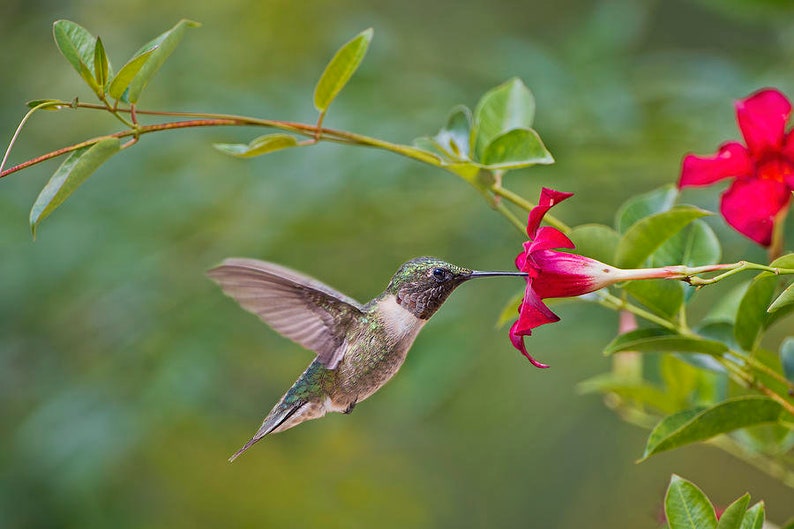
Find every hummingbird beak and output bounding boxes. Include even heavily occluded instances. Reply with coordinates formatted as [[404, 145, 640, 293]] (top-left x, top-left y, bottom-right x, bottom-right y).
[[468, 270, 528, 278]]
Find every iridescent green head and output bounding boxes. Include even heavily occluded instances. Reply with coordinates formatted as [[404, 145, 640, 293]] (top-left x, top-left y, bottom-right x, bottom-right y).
[[385, 257, 525, 319]]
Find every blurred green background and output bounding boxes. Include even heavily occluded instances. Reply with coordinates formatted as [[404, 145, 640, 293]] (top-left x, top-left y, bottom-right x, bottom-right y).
[[2, 0, 794, 527]]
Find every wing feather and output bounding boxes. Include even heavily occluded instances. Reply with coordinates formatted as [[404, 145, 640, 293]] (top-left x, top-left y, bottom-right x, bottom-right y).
[[207, 258, 363, 369]]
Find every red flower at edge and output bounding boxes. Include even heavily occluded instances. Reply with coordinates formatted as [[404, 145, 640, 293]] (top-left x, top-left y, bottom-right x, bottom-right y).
[[507, 188, 721, 368], [678, 88, 794, 247]]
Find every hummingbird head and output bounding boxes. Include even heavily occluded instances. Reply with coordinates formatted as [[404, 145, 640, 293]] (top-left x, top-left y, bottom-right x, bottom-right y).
[[386, 257, 526, 319]]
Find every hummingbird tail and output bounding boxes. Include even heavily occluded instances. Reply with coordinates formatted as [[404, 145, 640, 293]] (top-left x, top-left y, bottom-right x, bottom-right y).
[[228, 400, 310, 462]]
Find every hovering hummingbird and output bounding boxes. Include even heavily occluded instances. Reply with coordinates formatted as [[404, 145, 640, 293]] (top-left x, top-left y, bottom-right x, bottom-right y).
[[208, 256, 526, 461]]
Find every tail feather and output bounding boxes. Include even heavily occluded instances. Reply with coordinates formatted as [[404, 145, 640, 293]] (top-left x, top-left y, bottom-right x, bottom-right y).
[[228, 401, 307, 462]]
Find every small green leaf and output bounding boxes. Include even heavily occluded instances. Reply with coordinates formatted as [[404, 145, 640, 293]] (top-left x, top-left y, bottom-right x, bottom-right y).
[[768, 283, 794, 313], [664, 475, 718, 529], [435, 105, 472, 160], [472, 78, 535, 159], [107, 47, 158, 101], [615, 184, 678, 233], [93, 36, 110, 90], [52, 20, 102, 97], [313, 28, 373, 113], [781, 338, 794, 384], [604, 328, 728, 356], [623, 279, 684, 319], [568, 223, 620, 265], [214, 133, 300, 158], [30, 138, 121, 236], [643, 396, 784, 459], [26, 99, 71, 110], [739, 502, 765, 529], [734, 273, 778, 351], [479, 128, 553, 169], [715, 494, 750, 529], [615, 206, 711, 268], [124, 19, 200, 104]]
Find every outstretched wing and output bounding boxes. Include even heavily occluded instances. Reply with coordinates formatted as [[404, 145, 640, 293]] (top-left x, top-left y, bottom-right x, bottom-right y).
[[207, 258, 363, 369]]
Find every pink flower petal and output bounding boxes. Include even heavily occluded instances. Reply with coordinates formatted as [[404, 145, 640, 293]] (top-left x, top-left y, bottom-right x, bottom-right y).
[[720, 177, 792, 246], [736, 88, 792, 155], [526, 188, 574, 238], [509, 320, 550, 369], [513, 283, 560, 334], [530, 250, 606, 298], [526, 226, 576, 253], [679, 142, 752, 187]]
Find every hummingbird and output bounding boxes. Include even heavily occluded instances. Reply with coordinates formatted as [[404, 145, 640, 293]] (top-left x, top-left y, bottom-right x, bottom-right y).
[[207, 256, 526, 461]]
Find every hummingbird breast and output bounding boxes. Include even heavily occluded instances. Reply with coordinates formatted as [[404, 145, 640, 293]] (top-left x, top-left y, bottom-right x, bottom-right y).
[[327, 294, 426, 408]]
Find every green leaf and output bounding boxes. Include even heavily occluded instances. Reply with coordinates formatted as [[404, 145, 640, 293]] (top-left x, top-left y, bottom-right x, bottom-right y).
[[577, 373, 674, 413], [739, 502, 765, 529], [568, 223, 620, 265], [715, 494, 750, 529], [479, 128, 553, 169], [93, 36, 110, 90], [52, 20, 102, 97], [604, 328, 728, 356], [107, 47, 158, 101], [26, 99, 71, 110], [30, 138, 121, 236], [124, 19, 200, 104], [702, 281, 749, 325], [214, 133, 300, 158], [768, 282, 794, 313], [643, 396, 784, 459], [313, 28, 373, 113], [435, 105, 472, 160], [653, 220, 721, 268], [734, 273, 778, 351], [472, 78, 535, 159], [615, 184, 678, 233], [623, 279, 684, 319], [615, 206, 711, 268], [781, 338, 794, 384], [664, 475, 718, 529]]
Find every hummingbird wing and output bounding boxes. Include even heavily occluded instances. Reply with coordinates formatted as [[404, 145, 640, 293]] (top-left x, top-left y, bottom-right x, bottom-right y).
[[207, 258, 363, 369]]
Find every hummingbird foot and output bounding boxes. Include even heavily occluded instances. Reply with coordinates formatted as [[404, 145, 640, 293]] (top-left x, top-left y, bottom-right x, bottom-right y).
[[343, 399, 357, 414]]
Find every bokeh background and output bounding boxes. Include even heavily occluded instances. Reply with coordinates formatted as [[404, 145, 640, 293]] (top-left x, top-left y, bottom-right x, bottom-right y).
[[2, 0, 794, 527]]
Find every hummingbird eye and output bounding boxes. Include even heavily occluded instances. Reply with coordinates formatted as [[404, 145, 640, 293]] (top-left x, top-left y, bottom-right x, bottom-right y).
[[431, 267, 449, 282]]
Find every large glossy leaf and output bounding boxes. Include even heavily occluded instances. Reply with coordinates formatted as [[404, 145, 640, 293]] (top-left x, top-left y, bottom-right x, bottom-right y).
[[734, 273, 777, 351], [615, 184, 678, 233], [615, 206, 710, 268], [52, 20, 102, 96], [652, 220, 721, 268], [568, 223, 620, 265], [124, 19, 200, 104], [664, 475, 718, 529], [715, 494, 750, 529], [471, 78, 535, 158], [642, 396, 784, 459], [30, 138, 121, 236], [214, 133, 300, 158], [604, 328, 728, 356], [479, 128, 553, 169], [313, 28, 373, 113], [739, 502, 765, 529]]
